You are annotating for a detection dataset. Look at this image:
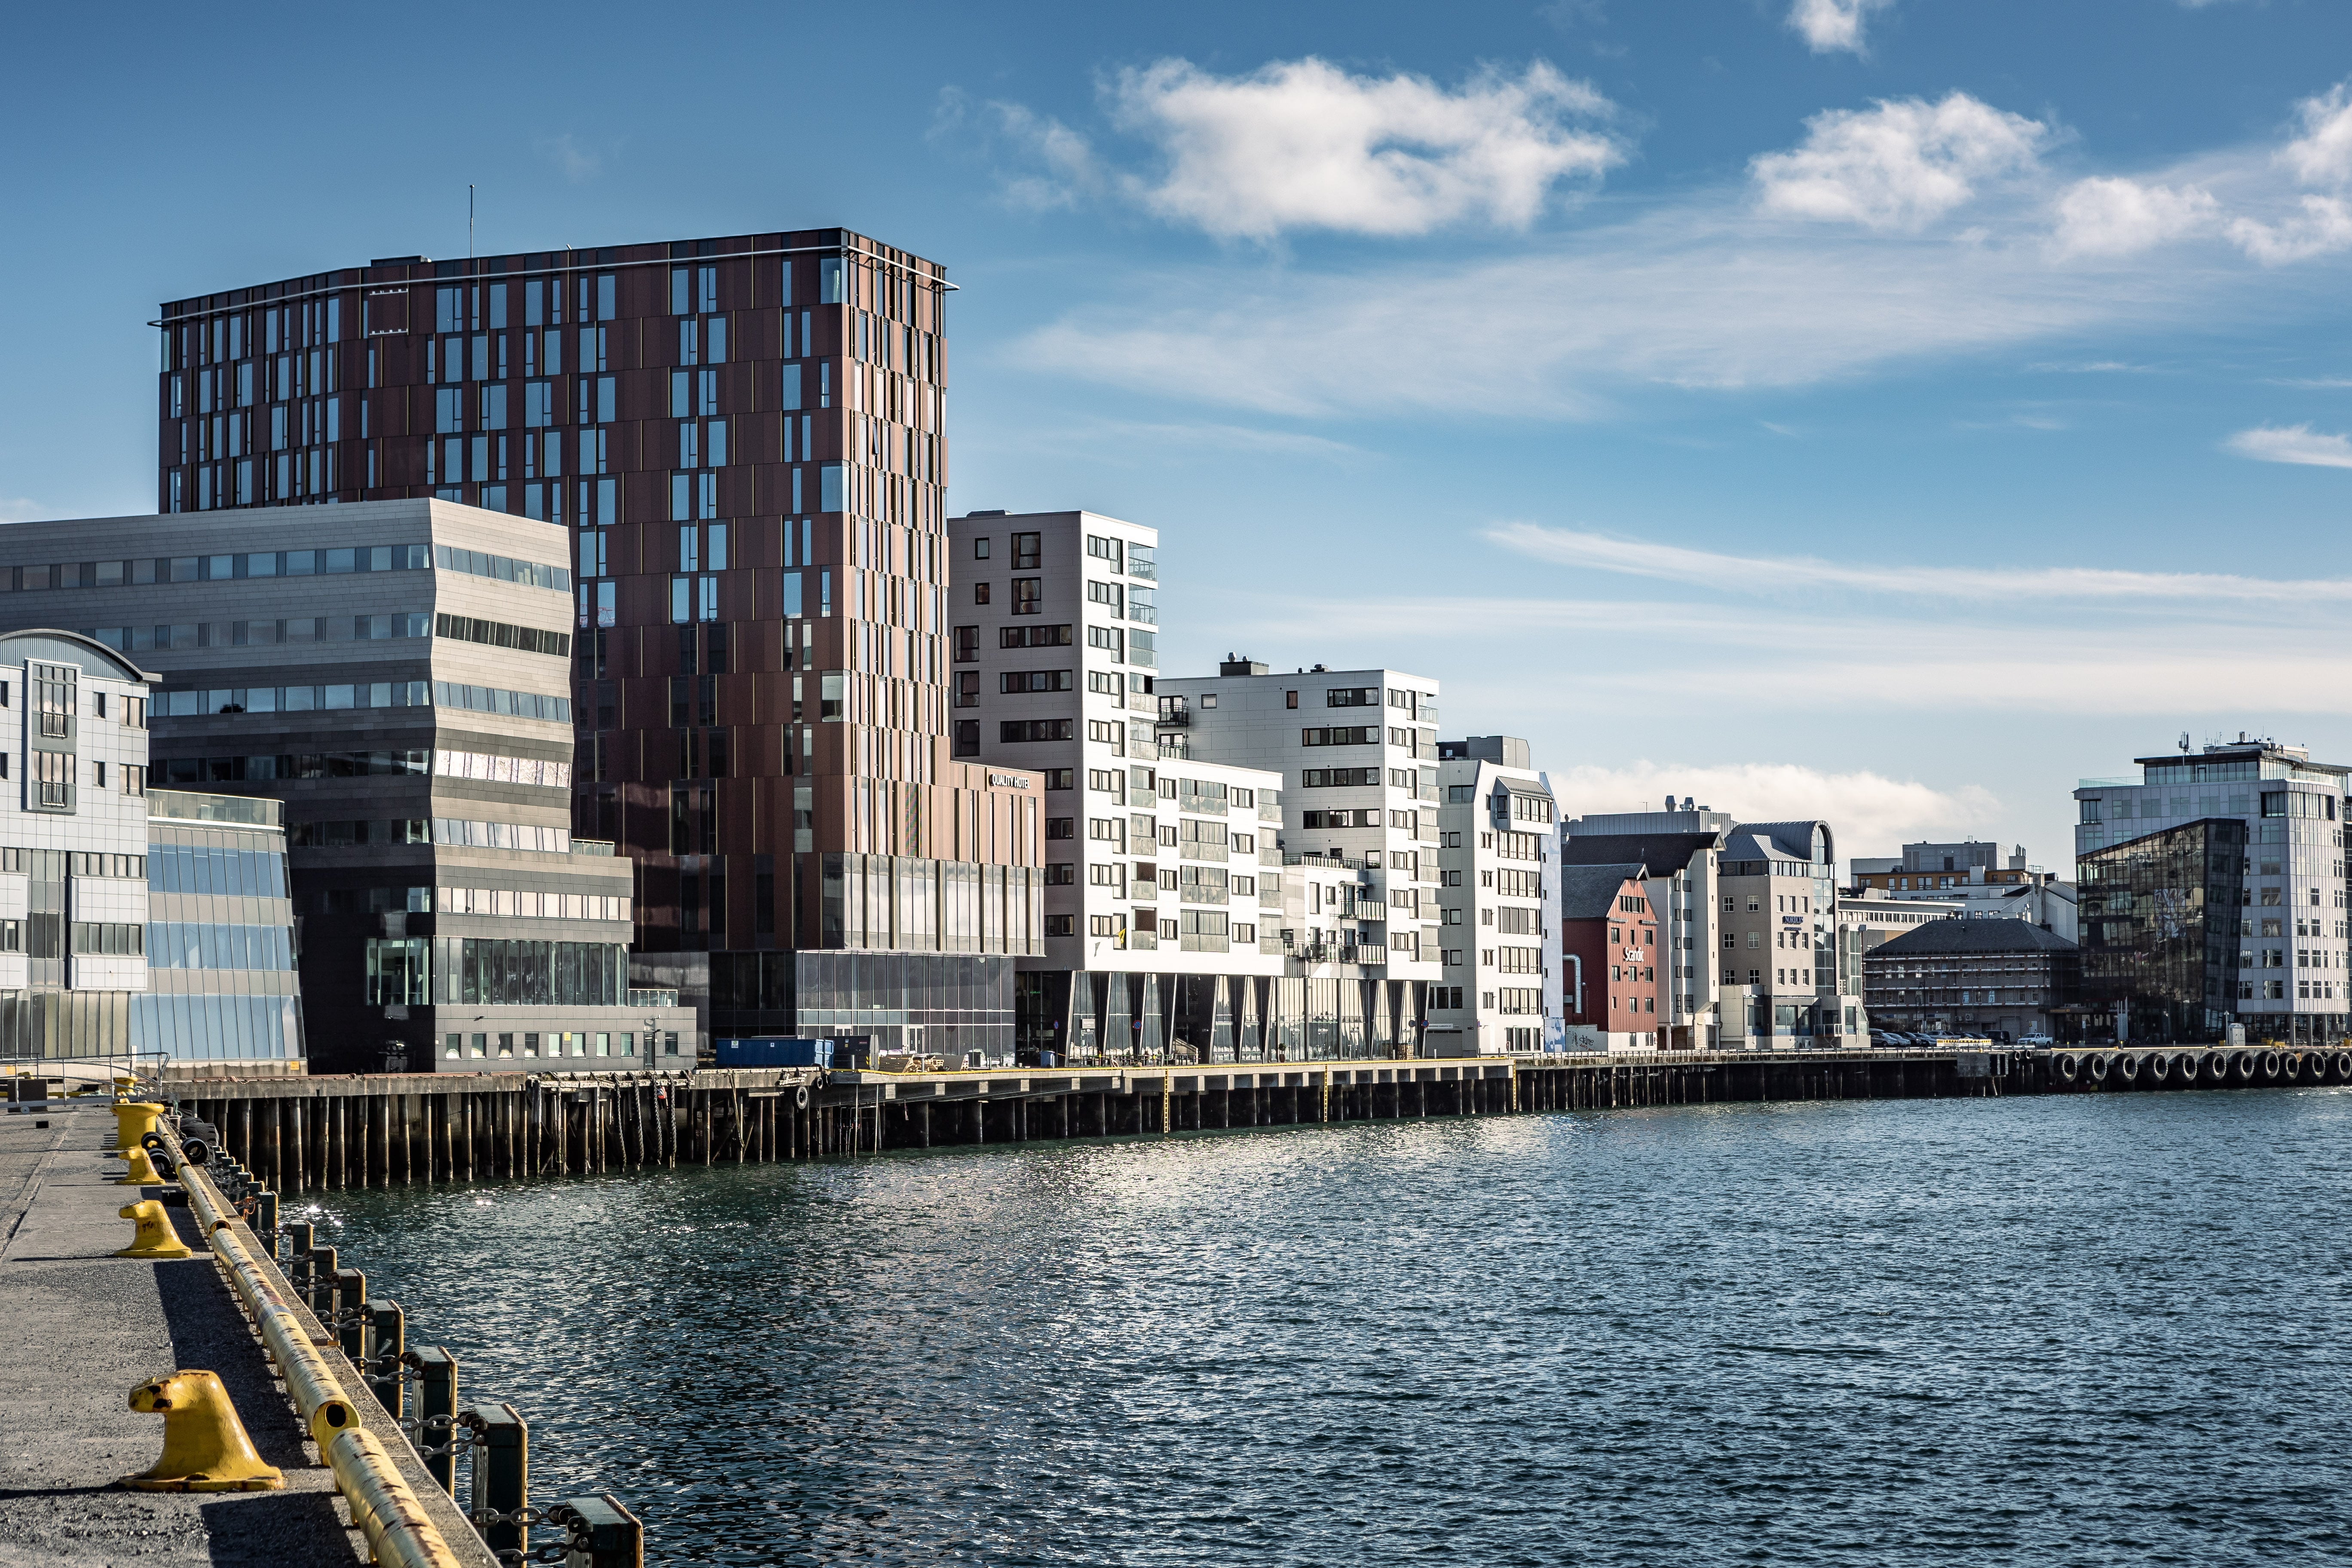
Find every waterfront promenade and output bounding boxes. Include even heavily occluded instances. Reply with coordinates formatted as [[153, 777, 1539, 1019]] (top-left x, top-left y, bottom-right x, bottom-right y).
[[0, 1105, 361, 1565]]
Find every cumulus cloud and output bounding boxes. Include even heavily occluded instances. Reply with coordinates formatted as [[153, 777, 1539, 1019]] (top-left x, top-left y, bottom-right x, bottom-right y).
[[1101, 57, 1620, 239], [1751, 93, 2048, 231], [2281, 80, 2352, 187], [2052, 176, 2217, 257], [2223, 423, 2352, 469], [1485, 521, 2352, 602], [1555, 761, 1996, 854], [1787, 0, 1896, 55], [2227, 194, 2352, 264]]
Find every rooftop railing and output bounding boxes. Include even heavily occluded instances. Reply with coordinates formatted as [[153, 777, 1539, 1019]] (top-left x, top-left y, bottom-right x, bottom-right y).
[[147, 789, 282, 828]]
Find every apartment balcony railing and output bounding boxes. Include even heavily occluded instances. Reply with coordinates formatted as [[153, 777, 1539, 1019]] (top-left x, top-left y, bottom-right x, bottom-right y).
[[1156, 707, 1192, 727]]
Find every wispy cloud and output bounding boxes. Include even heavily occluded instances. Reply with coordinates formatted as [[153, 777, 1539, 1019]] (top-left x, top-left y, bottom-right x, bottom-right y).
[[0, 498, 43, 524], [1015, 77, 2352, 419], [535, 133, 604, 184], [1483, 520, 2352, 602], [1786, 0, 1897, 56], [2223, 423, 2352, 469]]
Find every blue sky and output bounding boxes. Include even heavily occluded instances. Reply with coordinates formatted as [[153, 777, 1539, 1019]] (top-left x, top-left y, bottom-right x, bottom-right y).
[[5, 0, 2352, 869]]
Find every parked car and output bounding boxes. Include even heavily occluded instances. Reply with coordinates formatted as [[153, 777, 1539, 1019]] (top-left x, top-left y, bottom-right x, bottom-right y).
[[2015, 1033, 2055, 1047]]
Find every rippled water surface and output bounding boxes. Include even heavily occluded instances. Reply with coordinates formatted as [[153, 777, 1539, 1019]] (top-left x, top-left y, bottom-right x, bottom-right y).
[[318, 1089, 2352, 1565]]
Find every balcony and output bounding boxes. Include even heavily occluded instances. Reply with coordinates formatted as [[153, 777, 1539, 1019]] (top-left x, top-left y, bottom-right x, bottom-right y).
[[1156, 707, 1192, 728], [627, 988, 680, 1008], [573, 839, 617, 857]]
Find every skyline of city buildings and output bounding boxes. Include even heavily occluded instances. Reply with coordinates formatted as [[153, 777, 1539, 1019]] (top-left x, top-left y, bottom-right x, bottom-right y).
[[153, 229, 1046, 1059]]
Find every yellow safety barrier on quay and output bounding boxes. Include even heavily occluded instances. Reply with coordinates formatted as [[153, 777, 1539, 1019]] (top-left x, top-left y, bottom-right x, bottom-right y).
[[111, 1100, 165, 1151], [114, 1144, 163, 1185], [115, 1199, 193, 1259], [165, 1127, 471, 1568], [120, 1370, 285, 1491]]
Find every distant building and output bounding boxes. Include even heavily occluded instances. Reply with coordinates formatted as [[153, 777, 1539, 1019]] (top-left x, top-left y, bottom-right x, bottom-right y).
[[1718, 821, 1863, 1047], [0, 503, 693, 1073], [943, 509, 1286, 1064], [144, 789, 302, 1076], [1561, 804, 1734, 1049], [1835, 890, 1961, 1030], [1430, 736, 1561, 1055], [1559, 863, 1660, 1051], [1850, 840, 2076, 942], [2076, 817, 2248, 1045], [1862, 916, 2079, 1042], [2074, 735, 2348, 1047], [1157, 658, 1447, 1057]]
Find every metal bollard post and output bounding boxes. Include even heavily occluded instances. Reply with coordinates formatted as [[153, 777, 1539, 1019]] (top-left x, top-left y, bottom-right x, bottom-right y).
[[332, 1268, 368, 1361], [412, 1346, 459, 1493], [548, 1494, 643, 1568], [305, 1246, 339, 1316], [255, 1190, 277, 1241], [364, 1302, 405, 1421], [285, 1219, 313, 1270], [463, 1401, 529, 1558]]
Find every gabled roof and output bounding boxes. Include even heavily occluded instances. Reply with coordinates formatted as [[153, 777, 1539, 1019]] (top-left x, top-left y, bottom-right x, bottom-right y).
[[1729, 819, 1833, 864], [1559, 861, 1651, 920], [1869, 919, 2078, 957]]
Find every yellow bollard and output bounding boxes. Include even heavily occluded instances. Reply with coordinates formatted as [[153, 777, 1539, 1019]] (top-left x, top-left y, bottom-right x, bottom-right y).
[[115, 1144, 163, 1185], [115, 1200, 193, 1259], [120, 1370, 285, 1491], [111, 1101, 165, 1151]]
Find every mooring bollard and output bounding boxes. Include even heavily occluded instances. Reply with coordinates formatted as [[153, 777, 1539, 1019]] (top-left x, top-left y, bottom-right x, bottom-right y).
[[120, 1369, 285, 1492], [305, 1246, 339, 1316], [332, 1267, 369, 1362], [463, 1401, 530, 1558], [115, 1144, 163, 1186], [412, 1345, 459, 1494], [364, 1301, 406, 1420], [111, 1101, 165, 1151], [115, 1200, 193, 1259], [548, 1494, 646, 1568]]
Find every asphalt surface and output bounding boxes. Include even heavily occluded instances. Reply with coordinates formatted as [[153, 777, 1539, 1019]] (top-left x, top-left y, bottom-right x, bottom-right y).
[[0, 1103, 364, 1566]]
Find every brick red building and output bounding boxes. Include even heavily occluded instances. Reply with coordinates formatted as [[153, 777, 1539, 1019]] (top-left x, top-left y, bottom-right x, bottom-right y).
[[1561, 861, 1662, 1050], [153, 230, 1044, 1052]]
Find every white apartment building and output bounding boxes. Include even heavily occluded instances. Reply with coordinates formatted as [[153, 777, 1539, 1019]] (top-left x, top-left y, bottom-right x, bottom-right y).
[[940, 514, 1289, 1067], [1430, 737, 1562, 1054], [1157, 658, 1446, 1052], [1562, 803, 1734, 1049]]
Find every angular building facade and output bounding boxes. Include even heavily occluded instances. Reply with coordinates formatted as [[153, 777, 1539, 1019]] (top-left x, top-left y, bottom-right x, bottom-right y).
[[153, 230, 1043, 1057], [2073, 737, 2346, 1046], [0, 503, 688, 1073], [1431, 736, 1562, 1054]]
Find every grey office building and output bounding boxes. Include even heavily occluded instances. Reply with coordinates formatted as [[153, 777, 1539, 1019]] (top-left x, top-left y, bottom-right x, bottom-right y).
[[0, 500, 692, 1072]]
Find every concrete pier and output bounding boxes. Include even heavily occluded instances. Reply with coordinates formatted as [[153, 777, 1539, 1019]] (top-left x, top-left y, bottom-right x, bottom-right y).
[[0, 1106, 361, 1566]]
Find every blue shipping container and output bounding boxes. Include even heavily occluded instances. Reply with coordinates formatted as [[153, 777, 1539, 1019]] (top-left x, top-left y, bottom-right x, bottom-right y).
[[713, 1037, 833, 1069]]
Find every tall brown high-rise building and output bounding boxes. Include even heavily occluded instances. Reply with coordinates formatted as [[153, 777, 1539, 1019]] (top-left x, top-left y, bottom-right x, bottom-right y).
[[154, 230, 1043, 1055]]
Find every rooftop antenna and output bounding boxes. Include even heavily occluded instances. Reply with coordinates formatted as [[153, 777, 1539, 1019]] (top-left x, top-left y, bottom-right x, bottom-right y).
[[2179, 731, 2190, 754], [468, 184, 475, 258]]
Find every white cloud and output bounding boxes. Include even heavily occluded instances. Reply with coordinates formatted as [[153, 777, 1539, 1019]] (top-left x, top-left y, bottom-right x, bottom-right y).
[[1752, 93, 2047, 232], [2282, 80, 2352, 187], [2052, 176, 2217, 257], [1484, 521, 2352, 602], [1555, 761, 1994, 855], [0, 499, 42, 524], [2223, 423, 2352, 469], [2227, 194, 2352, 264], [1787, 0, 1896, 55], [1100, 57, 1620, 239]]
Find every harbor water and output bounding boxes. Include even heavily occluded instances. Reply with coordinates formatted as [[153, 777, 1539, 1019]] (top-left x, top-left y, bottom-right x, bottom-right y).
[[322, 1087, 2352, 1565]]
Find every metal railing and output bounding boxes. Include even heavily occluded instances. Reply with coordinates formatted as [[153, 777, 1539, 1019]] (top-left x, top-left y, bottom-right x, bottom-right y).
[[627, 988, 679, 1008], [147, 1114, 643, 1567]]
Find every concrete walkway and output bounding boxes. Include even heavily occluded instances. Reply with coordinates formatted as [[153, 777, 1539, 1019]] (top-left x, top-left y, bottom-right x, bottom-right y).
[[0, 1103, 362, 1566]]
